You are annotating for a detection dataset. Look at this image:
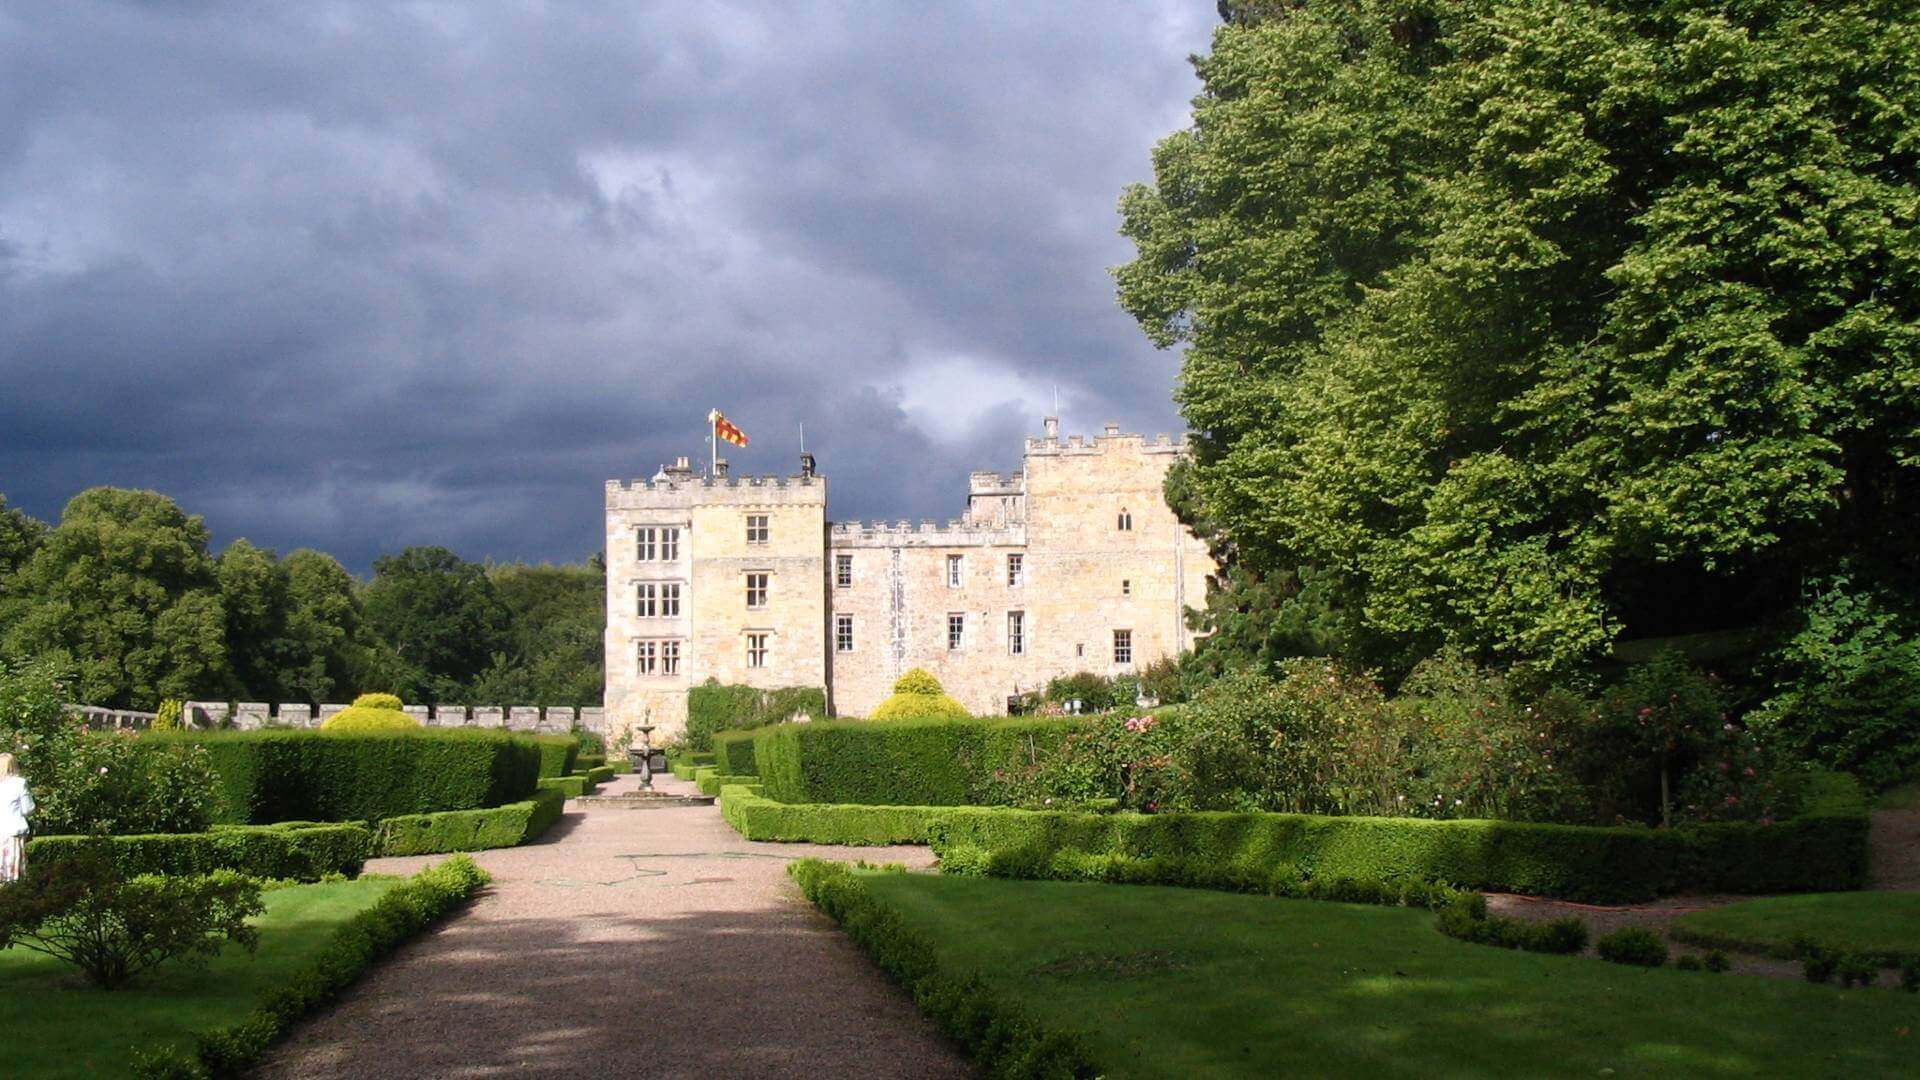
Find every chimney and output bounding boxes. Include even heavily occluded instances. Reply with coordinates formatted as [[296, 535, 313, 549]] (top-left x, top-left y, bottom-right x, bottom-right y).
[[1103, 422, 1120, 437], [714, 457, 729, 478], [1043, 415, 1059, 441], [799, 450, 816, 478]]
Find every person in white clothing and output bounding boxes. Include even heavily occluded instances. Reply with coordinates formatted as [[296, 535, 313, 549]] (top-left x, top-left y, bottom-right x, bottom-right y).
[[0, 752, 33, 883]]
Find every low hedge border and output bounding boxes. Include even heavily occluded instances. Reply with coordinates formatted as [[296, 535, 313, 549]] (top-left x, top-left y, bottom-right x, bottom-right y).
[[712, 730, 764, 776], [133, 855, 491, 1079], [374, 787, 567, 856], [925, 775, 1868, 903], [583, 764, 615, 786], [789, 860, 1098, 1078], [1667, 927, 1920, 970], [538, 775, 599, 799], [533, 734, 582, 779], [698, 771, 759, 797], [721, 784, 945, 845], [751, 716, 1083, 806], [26, 824, 372, 881]]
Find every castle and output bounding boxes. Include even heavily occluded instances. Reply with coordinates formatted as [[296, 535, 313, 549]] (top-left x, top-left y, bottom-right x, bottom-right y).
[[603, 418, 1215, 737]]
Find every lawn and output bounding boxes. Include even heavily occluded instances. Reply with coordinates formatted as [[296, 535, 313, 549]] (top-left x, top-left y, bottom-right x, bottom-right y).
[[0, 877, 400, 1078], [1671, 892, 1920, 965], [861, 874, 1920, 1078]]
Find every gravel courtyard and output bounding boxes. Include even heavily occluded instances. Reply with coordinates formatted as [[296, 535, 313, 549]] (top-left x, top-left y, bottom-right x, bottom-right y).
[[254, 774, 969, 1080]]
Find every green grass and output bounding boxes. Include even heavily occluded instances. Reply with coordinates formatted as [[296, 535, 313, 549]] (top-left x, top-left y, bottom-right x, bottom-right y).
[[1875, 780, 1920, 811], [1671, 892, 1920, 965], [859, 874, 1919, 1078], [0, 877, 399, 1078]]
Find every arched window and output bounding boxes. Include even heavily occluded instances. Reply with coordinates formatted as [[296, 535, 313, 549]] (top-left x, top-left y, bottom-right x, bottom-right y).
[[1117, 508, 1133, 532]]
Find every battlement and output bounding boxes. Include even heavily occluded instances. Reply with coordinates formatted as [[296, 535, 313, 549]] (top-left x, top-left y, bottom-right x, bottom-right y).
[[606, 473, 820, 494], [827, 518, 1026, 548], [968, 470, 1024, 494], [605, 471, 827, 510], [1023, 425, 1187, 456]]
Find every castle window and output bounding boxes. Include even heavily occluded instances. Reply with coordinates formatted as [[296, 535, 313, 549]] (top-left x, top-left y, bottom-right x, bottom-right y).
[[637, 583, 659, 617], [1121, 579, 1131, 596], [836, 614, 854, 652], [1117, 508, 1133, 532], [1113, 629, 1133, 666], [661, 582, 681, 617], [835, 553, 853, 588], [745, 572, 769, 609], [1007, 554, 1024, 587], [1008, 611, 1025, 656], [948, 613, 965, 650], [947, 554, 965, 588], [746, 514, 769, 544], [746, 632, 769, 668], [637, 526, 679, 562], [636, 640, 657, 675], [661, 640, 680, 675]]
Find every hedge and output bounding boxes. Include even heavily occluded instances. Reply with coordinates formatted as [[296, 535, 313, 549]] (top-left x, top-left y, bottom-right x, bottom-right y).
[[144, 730, 543, 825], [583, 764, 615, 786], [753, 716, 1080, 805], [712, 729, 765, 776], [374, 787, 567, 856], [538, 775, 599, 799], [533, 735, 582, 779], [576, 753, 606, 773], [134, 855, 491, 1079], [686, 682, 827, 752], [925, 771, 1870, 903], [26, 823, 372, 881], [722, 784, 943, 845], [697, 772, 760, 798], [789, 860, 1098, 1078]]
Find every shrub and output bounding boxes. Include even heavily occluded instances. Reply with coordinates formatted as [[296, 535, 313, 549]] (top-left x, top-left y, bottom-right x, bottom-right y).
[[28, 823, 371, 880], [1044, 671, 1116, 712], [1595, 928, 1668, 967], [1705, 950, 1732, 973], [754, 717, 1080, 806], [32, 730, 219, 836], [0, 845, 264, 989], [721, 784, 943, 845], [1836, 953, 1880, 989], [1900, 960, 1918, 993], [374, 787, 565, 856], [532, 734, 580, 778], [1434, 893, 1588, 954], [143, 729, 542, 824], [321, 694, 419, 732], [152, 699, 184, 732], [135, 856, 490, 1078], [713, 728, 764, 775], [870, 670, 971, 722]]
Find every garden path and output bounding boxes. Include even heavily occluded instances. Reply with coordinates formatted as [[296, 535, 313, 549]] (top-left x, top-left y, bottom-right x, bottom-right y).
[[253, 773, 969, 1080]]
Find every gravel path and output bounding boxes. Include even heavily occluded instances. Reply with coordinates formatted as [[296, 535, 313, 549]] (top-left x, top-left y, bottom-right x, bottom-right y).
[[253, 774, 970, 1080]]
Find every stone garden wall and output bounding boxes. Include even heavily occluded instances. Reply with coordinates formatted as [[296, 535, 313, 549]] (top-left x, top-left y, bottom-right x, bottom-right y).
[[180, 701, 608, 734]]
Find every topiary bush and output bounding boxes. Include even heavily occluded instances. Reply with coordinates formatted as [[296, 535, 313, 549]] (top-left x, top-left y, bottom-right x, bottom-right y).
[[321, 693, 420, 732], [869, 669, 971, 722]]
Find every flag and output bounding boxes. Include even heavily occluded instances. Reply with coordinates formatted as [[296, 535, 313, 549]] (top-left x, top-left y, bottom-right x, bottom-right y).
[[710, 409, 750, 448]]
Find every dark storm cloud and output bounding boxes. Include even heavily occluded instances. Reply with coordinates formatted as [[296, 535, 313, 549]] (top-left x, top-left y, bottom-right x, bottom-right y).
[[0, 1, 1215, 572]]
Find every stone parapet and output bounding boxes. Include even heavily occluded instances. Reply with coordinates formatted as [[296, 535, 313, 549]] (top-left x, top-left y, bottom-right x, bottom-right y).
[[828, 519, 1026, 549], [175, 701, 603, 732]]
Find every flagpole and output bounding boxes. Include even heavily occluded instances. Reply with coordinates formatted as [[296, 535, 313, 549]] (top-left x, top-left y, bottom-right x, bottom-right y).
[[707, 409, 717, 480]]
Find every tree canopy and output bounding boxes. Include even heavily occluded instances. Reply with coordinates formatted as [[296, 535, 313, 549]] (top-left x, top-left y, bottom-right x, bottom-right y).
[[1119, 0, 1919, 688]]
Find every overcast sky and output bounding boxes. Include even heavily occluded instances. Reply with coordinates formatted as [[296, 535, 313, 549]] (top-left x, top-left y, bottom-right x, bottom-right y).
[[0, 2, 1216, 573]]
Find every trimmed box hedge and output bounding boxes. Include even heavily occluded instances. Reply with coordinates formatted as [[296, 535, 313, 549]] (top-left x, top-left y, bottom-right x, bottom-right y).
[[752, 716, 1080, 805], [136, 856, 491, 1078], [712, 729, 764, 776], [374, 786, 567, 856], [145, 729, 543, 825], [697, 772, 760, 797], [722, 784, 941, 845], [925, 771, 1870, 903], [687, 682, 827, 751], [534, 735, 582, 779], [789, 860, 1097, 1078], [538, 775, 598, 798], [26, 823, 372, 881]]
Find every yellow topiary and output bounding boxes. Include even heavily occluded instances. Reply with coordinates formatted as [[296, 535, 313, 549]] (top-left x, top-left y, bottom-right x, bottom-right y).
[[322, 692, 419, 732], [869, 668, 972, 721]]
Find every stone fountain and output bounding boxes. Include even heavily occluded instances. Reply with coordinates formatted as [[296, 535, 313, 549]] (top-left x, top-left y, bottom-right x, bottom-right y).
[[575, 722, 714, 809]]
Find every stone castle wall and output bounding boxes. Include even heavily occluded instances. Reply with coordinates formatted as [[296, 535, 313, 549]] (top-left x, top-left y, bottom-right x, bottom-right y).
[[181, 701, 605, 733]]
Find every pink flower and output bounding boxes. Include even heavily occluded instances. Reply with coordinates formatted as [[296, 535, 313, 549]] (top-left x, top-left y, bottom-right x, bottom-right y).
[[1743, 767, 1756, 777], [1638, 707, 1654, 718]]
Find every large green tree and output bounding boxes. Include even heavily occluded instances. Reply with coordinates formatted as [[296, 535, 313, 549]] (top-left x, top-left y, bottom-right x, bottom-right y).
[[0, 488, 230, 707], [466, 558, 605, 706], [360, 546, 511, 700], [1119, 0, 1919, 693]]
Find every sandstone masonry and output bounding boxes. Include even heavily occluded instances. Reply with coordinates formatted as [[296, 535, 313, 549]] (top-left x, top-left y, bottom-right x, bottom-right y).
[[605, 419, 1215, 738]]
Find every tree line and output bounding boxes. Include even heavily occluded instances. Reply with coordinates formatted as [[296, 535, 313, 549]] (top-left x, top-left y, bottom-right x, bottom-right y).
[[0, 488, 604, 710]]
